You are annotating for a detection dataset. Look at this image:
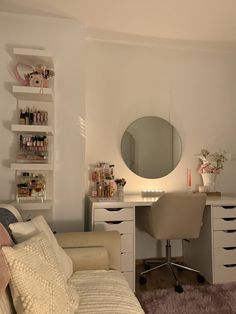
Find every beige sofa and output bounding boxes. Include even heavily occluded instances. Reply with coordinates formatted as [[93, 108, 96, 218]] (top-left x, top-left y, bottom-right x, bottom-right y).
[[0, 215, 144, 314]]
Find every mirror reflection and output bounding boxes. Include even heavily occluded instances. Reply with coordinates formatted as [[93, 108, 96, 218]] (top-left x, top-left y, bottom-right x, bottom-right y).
[[121, 116, 182, 179]]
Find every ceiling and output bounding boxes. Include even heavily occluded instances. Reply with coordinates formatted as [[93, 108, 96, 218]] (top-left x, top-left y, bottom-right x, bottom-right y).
[[1, 0, 236, 41]]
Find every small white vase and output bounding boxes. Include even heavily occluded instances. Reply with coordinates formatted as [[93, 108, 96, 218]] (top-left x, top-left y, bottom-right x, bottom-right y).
[[201, 173, 217, 192], [116, 185, 124, 198]]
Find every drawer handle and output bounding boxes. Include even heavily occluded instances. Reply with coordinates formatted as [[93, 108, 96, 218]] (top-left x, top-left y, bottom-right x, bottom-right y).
[[105, 221, 122, 224], [223, 218, 236, 221], [223, 230, 236, 233], [223, 247, 236, 250], [224, 264, 236, 268], [222, 206, 236, 209], [105, 208, 123, 212]]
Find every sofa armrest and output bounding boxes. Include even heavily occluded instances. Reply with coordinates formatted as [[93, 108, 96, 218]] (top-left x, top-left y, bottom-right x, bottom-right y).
[[55, 231, 121, 271]]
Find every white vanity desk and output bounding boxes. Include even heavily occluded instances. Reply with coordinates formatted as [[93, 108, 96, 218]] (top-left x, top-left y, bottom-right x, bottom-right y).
[[88, 194, 236, 290]]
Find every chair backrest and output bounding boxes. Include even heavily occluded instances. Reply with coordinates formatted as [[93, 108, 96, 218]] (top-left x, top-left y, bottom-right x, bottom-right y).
[[140, 192, 207, 240]]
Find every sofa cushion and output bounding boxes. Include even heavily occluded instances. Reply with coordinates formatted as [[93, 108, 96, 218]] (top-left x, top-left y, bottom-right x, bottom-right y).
[[68, 270, 144, 314], [2, 232, 79, 314], [9, 215, 73, 281], [64, 247, 109, 271]]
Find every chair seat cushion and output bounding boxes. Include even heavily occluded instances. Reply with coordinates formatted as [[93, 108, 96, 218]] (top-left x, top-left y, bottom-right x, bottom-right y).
[[68, 270, 144, 314]]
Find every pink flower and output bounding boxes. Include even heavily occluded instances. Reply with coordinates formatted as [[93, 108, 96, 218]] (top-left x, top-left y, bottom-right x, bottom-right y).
[[197, 149, 227, 174]]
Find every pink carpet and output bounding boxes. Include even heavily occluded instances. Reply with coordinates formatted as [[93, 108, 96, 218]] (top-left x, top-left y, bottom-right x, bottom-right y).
[[137, 282, 236, 314]]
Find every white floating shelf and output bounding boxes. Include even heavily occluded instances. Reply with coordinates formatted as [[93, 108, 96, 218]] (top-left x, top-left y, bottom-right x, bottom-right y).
[[12, 199, 52, 211], [11, 163, 53, 171], [12, 86, 54, 101], [13, 48, 53, 68], [11, 124, 53, 135]]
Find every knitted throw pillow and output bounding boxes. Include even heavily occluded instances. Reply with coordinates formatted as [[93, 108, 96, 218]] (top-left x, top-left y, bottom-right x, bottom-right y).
[[9, 215, 73, 281], [2, 233, 79, 314]]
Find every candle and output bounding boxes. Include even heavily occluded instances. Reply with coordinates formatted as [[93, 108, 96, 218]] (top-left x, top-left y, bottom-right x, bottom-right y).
[[187, 169, 192, 191]]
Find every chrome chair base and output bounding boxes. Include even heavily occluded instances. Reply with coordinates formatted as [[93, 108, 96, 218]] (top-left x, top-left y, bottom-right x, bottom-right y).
[[139, 240, 205, 293]]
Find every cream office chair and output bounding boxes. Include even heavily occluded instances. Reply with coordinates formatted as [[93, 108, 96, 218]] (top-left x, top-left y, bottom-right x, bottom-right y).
[[138, 192, 207, 293]]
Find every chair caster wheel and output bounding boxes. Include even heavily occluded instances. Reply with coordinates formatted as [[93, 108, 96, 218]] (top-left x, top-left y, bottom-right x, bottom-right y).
[[175, 285, 184, 293], [139, 276, 147, 285], [197, 274, 205, 283], [144, 264, 151, 270]]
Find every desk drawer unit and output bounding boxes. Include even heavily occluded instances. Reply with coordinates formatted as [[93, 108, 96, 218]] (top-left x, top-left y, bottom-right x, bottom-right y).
[[213, 206, 236, 282], [121, 234, 134, 253], [92, 205, 135, 290], [183, 204, 236, 284], [122, 271, 135, 291], [121, 252, 134, 271]]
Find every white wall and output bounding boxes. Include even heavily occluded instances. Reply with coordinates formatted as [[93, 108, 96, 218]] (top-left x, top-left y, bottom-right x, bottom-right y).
[[86, 37, 236, 258], [0, 12, 86, 231]]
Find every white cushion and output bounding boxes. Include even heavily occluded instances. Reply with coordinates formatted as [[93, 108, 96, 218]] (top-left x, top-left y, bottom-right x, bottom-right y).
[[2, 233, 79, 314], [9, 215, 73, 281], [69, 270, 144, 314]]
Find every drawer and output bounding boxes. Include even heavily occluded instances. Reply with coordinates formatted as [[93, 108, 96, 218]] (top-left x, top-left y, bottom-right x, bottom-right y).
[[122, 271, 135, 291], [213, 218, 236, 230], [214, 265, 236, 283], [121, 252, 134, 271], [214, 230, 236, 248], [94, 221, 133, 234], [94, 207, 133, 221], [214, 248, 236, 265], [212, 206, 236, 218], [121, 233, 134, 253]]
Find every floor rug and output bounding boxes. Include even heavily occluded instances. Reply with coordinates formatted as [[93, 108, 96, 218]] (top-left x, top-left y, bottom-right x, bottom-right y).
[[137, 282, 236, 314]]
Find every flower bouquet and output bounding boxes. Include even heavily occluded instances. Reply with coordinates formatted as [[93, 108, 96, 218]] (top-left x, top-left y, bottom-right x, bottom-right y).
[[197, 149, 227, 174], [197, 149, 227, 192], [115, 178, 126, 187]]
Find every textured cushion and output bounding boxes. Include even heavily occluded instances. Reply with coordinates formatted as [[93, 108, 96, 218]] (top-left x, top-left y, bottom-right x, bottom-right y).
[[69, 270, 144, 314], [2, 233, 79, 314], [9, 215, 73, 281], [0, 223, 14, 293]]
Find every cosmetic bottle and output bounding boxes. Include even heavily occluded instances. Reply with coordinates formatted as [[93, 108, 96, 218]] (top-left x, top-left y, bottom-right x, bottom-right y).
[[19, 110, 25, 124], [25, 110, 29, 125]]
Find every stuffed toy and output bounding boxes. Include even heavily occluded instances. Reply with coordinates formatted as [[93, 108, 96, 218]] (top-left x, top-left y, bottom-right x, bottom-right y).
[[12, 63, 55, 87]]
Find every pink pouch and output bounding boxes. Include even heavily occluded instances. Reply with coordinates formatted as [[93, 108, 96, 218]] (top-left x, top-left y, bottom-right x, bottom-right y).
[[0, 223, 14, 293]]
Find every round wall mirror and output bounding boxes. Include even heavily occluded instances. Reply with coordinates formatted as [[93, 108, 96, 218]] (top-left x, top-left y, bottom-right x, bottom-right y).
[[121, 116, 182, 179]]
